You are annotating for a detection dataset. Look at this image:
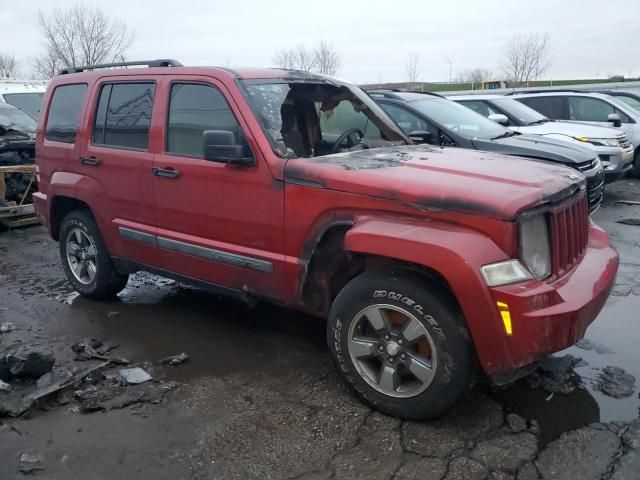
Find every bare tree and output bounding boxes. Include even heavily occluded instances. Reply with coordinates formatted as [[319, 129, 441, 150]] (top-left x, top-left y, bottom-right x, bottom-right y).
[[0, 54, 18, 78], [313, 41, 341, 76], [502, 32, 551, 84], [33, 5, 135, 78], [455, 67, 493, 84], [273, 44, 316, 71], [405, 53, 420, 83]]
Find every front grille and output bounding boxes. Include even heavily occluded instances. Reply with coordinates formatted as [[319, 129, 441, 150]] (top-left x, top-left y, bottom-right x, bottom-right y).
[[549, 192, 589, 277], [620, 136, 632, 149]]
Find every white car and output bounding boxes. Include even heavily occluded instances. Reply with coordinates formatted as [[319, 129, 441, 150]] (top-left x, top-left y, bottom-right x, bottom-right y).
[[508, 91, 640, 177], [452, 94, 634, 182], [0, 82, 47, 120]]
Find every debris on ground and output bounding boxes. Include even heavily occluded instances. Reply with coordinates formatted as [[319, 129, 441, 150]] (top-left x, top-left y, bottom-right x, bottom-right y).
[[160, 352, 189, 366], [617, 218, 640, 226], [0, 351, 55, 382], [616, 200, 640, 206], [75, 380, 177, 413], [576, 338, 614, 354], [0, 322, 16, 334], [595, 366, 636, 399], [119, 367, 152, 385], [106, 311, 120, 318], [526, 354, 584, 394], [0, 379, 11, 392], [506, 413, 528, 433], [71, 338, 127, 364], [18, 452, 45, 474]]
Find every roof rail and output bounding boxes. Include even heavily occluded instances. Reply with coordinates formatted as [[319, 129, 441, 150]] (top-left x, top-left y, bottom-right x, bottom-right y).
[[504, 88, 585, 96], [365, 88, 445, 99], [58, 59, 183, 75]]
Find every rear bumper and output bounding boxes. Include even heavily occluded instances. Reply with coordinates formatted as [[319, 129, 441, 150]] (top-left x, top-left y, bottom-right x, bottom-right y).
[[32, 191, 48, 229], [485, 224, 618, 384]]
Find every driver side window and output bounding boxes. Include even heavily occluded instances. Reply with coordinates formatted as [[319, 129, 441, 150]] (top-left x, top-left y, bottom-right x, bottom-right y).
[[379, 103, 431, 135]]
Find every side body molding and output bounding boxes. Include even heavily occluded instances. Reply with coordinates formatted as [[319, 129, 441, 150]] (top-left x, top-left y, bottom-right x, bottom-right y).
[[343, 217, 511, 374]]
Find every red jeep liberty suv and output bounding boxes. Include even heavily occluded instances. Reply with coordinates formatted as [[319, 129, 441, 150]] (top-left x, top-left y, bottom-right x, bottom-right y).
[[33, 60, 618, 419]]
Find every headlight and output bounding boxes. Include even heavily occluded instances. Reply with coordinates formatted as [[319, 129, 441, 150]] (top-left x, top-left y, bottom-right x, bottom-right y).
[[519, 214, 551, 279], [481, 260, 533, 287], [574, 136, 620, 147]]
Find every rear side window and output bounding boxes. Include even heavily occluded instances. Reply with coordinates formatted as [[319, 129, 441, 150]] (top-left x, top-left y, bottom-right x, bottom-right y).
[[45, 84, 87, 143], [379, 103, 432, 135], [166, 83, 244, 157], [93, 82, 155, 149], [518, 96, 567, 120]]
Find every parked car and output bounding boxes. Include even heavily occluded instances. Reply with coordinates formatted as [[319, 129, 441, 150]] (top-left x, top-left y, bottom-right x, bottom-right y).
[[510, 91, 640, 176], [34, 60, 618, 420], [0, 102, 37, 204], [451, 94, 634, 183], [369, 90, 604, 211], [0, 83, 47, 119]]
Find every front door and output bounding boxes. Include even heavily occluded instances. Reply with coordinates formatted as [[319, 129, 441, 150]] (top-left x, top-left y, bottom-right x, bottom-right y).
[[151, 76, 285, 299]]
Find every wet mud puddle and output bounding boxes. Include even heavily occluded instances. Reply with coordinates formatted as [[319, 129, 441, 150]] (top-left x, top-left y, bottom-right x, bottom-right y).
[[494, 293, 640, 445]]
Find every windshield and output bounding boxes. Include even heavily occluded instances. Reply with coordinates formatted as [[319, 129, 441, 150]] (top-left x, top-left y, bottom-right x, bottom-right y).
[[615, 95, 640, 113], [0, 104, 37, 136], [491, 98, 548, 125], [409, 98, 507, 139], [239, 80, 407, 158], [3, 92, 44, 119]]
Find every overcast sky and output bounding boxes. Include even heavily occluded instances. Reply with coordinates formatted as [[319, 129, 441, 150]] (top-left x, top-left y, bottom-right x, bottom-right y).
[[2, 0, 639, 83]]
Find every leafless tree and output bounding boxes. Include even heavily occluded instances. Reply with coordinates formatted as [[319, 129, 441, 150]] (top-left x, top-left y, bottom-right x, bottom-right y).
[[455, 67, 493, 84], [33, 5, 135, 79], [273, 44, 316, 72], [502, 32, 551, 84], [313, 41, 341, 76], [405, 53, 420, 83], [0, 54, 18, 78]]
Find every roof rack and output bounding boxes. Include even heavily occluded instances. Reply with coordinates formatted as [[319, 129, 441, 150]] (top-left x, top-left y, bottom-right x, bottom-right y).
[[365, 88, 445, 99], [504, 88, 585, 96], [58, 59, 183, 75]]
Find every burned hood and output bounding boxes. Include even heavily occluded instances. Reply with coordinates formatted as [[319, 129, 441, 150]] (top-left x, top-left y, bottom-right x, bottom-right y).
[[284, 145, 584, 221]]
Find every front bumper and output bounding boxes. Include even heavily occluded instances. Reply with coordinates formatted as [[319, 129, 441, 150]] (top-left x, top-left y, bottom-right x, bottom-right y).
[[485, 223, 618, 384], [599, 146, 635, 183], [32, 191, 48, 229]]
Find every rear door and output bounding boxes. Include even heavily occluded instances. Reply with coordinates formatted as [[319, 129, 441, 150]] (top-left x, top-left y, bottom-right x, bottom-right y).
[[80, 77, 159, 267], [151, 75, 285, 299]]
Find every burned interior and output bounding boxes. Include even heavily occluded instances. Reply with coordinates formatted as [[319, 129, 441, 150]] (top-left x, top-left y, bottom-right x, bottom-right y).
[[240, 79, 407, 158]]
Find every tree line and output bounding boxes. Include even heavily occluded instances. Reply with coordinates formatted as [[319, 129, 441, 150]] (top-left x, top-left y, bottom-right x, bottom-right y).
[[1, 4, 551, 85]]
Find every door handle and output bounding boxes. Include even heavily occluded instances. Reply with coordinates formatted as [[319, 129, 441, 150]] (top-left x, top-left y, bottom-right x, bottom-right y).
[[152, 167, 181, 178], [80, 156, 101, 166]]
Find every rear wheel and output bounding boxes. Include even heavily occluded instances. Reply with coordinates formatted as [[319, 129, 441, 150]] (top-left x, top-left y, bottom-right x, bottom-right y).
[[59, 210, 128, 300], [327, 270, 473, 420]]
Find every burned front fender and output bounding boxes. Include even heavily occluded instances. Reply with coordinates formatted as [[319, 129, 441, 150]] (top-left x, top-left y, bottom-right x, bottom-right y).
[[343, 216, 514, 375]]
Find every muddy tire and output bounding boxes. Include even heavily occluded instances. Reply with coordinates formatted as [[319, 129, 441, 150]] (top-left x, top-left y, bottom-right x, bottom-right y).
[[327, 270, 472, 420], [59, 209, 128, 300], [634, 149, 640, 178]]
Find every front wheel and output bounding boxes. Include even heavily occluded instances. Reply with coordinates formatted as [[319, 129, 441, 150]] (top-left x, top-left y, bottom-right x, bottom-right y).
[[327, 270, 473, 420], [634, 149, 640, 178], [59, 210, 128, 300]]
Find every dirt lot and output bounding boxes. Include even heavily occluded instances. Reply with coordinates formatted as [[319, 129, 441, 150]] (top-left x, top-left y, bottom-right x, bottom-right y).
[[1, 178, 639, 480]]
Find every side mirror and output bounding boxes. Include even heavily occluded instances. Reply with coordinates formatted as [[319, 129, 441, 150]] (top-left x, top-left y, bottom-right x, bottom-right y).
[[203, 130, 255, 167], [607, 113, 622, 128], [488, 113, 509, 126], [409, 130, 433, 144]]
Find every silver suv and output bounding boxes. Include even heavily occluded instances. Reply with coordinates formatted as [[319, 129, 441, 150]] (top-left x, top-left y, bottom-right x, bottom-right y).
[[510, 91, 640, 177], [452, 94, 634, 183]]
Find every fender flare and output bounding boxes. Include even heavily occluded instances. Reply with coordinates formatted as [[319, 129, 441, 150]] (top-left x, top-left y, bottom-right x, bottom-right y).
[[343, 216, 511, 374]]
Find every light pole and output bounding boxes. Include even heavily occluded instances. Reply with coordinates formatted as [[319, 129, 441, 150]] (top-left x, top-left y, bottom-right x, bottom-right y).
[[445, 57, 453, 83]]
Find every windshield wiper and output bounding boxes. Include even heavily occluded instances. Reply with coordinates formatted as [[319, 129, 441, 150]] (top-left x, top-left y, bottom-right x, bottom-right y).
[[491, 131, 517, 140], [527, 119, 549, 126]]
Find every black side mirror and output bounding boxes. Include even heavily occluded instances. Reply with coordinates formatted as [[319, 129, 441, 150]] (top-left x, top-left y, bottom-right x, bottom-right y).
[[203, 130, 255, 167], [409, 130, 432, 144], [607, 113, 622, 128]]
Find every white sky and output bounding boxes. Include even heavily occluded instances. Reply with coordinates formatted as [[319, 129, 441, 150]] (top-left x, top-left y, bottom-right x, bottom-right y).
[[2, 0, 639, 83]]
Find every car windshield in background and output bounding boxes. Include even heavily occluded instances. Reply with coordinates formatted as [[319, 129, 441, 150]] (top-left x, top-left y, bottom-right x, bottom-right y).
[[0, 104, 37, 136], [409, 98, 507, 140], [239, 80, 407, 158], [491, 98, 549, 125], [3, 92, 44, 119]]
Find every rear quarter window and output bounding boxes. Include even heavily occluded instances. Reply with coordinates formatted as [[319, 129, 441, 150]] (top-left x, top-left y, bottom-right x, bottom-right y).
[[45, 84, 88, 143]]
